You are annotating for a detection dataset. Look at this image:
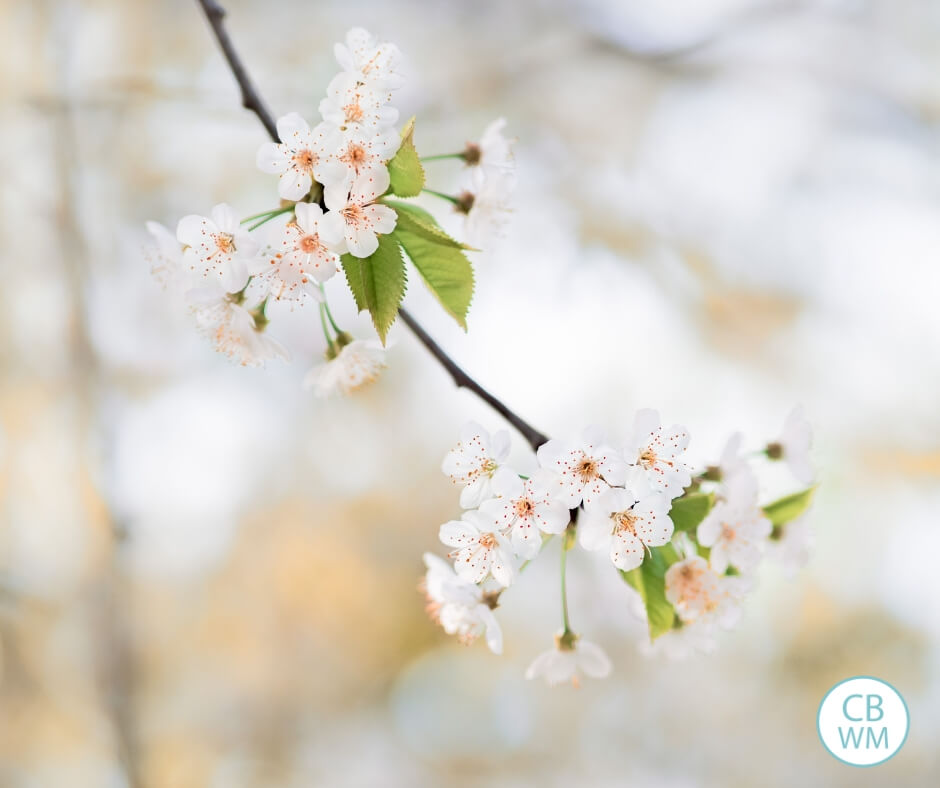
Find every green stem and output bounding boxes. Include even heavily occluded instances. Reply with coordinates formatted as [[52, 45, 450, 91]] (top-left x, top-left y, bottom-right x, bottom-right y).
[[422, 188, 459, 205], [420, 153, 465, 162], [246, 205, 294, 231], [319, 284, 342, 333], [560, 534, 571, 635], [318, 303, 336, 353], [240, 207, 285, 223]]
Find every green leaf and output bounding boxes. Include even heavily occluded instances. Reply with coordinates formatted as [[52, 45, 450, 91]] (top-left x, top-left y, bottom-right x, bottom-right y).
[[341, 255, 367, 312], [621, 542, 680, 641], [668, 492, 714, 534], [764, 486, 816, 539], [340, 234, 407, 344], [386, 117, 425, 198], [384, 199, 472, 250]]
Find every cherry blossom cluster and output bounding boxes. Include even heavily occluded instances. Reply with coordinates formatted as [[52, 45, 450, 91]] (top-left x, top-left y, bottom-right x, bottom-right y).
[[422, 407, 816, 687], [144, 27, 514, 393]]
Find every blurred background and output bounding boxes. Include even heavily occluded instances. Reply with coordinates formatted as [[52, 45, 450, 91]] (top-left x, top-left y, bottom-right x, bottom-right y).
[[1, 0, 939, 785]]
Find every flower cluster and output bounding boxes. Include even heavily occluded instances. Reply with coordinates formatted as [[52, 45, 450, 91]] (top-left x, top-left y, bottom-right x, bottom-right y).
[[422, 407, 817, 686], [144, 27, 514, 390]]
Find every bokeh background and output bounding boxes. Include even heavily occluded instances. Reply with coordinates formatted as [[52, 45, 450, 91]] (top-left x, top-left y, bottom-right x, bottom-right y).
[[2, 0, 939, 785]]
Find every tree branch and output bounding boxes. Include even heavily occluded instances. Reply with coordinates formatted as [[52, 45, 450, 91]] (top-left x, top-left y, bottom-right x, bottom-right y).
[[193, 0, 550, 452]]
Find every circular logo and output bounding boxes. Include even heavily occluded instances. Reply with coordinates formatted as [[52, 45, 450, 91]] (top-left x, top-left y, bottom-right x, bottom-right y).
[[817, 676, 909, 767]]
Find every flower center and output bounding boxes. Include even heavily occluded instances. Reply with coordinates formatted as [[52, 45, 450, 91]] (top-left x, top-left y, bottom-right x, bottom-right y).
[[479, 532, 497, 549], [293, 148, 316, 171], [343, 143, 368, 166], [639, 448, 657, 468], [613, 510, 637, 536], [576, 457, 598, 482], [298, 233, 321, 254], [342, 204, 364, 223], [720, 521, 736, 541], [215, 233, 235, 254], [343, 101, 364, 123], [514, 498, 535, 518]]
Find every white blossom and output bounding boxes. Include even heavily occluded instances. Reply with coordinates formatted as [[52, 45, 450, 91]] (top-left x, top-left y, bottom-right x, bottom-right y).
[[422, 553, 502, 654], [697, 498, 771, 575], [303, 339, 386, 397], [623, 408, 692, 498], [318, 72, 399, 132], [771, 406, 814, 484], [256, 113, 342, 201], [639, 620, 718, 660], [441, 422, 513, 509], [664, 555, 744, 628], [320, 173, 397, 258], [767, 513, 813, 576], [462, 170, 515, 248], [479, 470, 570, 559], [536, 426, 627, 508], [439, 510, 514, 587], [579, 487, 674, 571], [334, 27, 405, 90], [318, 127, 400, 208], [257, 203, 343, 299], [176, 203, 259, 293], [525, 634, 611, 687], [187, 285, 289, 367], [466, 117, 514, 185], [145, 220, 195, 289]]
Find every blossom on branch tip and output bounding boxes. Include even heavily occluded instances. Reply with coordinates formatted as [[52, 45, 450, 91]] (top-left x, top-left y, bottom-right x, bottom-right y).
[[624, 408, 691, 499], [696, 497, 771, 575], [525, 633, 611, 687], [536, 426, 627, 508], [479, 470, 570, 560], [439, 510, 514, 586], [176, 203, 259, 293], [441, 422, 512, 509], [334, 27, 405, 90], [256, 113, 341, 201], [422, 553, 502, 654], [303, 338, 386, 397], [579, 487, 673, 571], [319, 72, 399, 132]]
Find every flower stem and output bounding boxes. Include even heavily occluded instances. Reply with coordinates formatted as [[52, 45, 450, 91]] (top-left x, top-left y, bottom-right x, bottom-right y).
[[422, 188, 459, 205], [560, 532, 572, 636], [246, 205, 293, 231], [240, 207, 285, 223], [318, 303, 336, 354], [420, 153, 464, 162], [319, 284, 342, 334]]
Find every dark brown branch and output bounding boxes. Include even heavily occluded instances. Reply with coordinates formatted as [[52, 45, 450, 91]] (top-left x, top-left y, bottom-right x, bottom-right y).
[[193, 0, 550, 452], [195, 0, 278, 140]]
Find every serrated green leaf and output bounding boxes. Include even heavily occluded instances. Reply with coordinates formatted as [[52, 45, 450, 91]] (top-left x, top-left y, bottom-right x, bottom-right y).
[[384, 199, 473, 250], [341, 255, 367, 312], [394, 226, 474, 330], [621, 542, 680, 641], [341, 234, 406, 344], [386, 117, 425, 198], [764, 486, 816, 539], [669, 492, 714, 534]]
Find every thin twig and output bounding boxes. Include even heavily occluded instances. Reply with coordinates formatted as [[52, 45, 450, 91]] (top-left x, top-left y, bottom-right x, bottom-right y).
[[195, 0, 278, 140], [193, 0, 550, 452]]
